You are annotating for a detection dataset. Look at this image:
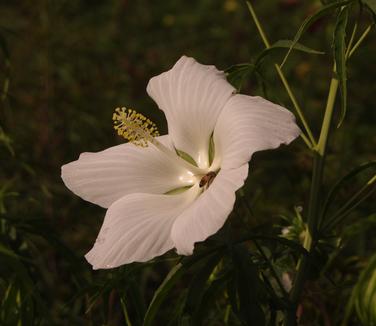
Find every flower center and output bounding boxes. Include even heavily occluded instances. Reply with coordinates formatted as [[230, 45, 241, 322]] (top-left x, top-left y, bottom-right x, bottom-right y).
[[199, 171, 217, 189], [113, 107, 203, 177]]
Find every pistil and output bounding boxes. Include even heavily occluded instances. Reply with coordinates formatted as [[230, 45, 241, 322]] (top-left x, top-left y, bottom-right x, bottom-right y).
[[113, 107, 203, 177]]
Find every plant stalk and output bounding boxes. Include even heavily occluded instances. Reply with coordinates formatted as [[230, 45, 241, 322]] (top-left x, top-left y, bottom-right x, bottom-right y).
[[284, 71, 339, 326], [246, 1, 316, 148], [245, 3, 354, 324]]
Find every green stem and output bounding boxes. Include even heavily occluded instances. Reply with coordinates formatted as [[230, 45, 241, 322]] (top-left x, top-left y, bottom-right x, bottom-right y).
[[245, 3, 371, 325], [275, 65, 314, 148], [246, 1, 316, 148], [284, 68, 339, 326], [317, 72, 339, 156]]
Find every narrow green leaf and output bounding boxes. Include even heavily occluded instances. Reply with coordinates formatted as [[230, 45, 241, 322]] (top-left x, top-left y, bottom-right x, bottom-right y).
[[191, 272, 230, 324], [143, 263, 184, 326], [225, 63, 252, 74], [181, 245, 223, 267], [0, 243, 20, 260], [225, 63, 255, 91], [226, 276, 239, 315], [144, 249, 224, 325], [0, 34, 10, 58], [280, 0, 354, 67], [346, 254, 376, 326], [120, 297, 133, 326], [255, 39, 324, 67], [232, 245, 266, 326], [1, 77, 10, 101], [0, 127, 14, 156], [236, 233, 309, 257], [334, 6, 349, 127], [185, 252, 223, 314], [273, 40, 325, 55], [322, 175, 375, 232], [321, 161, 376, 221], [166, 290, 188, 326], [126, 277, 147, 324], [362, 0, 376, 16]]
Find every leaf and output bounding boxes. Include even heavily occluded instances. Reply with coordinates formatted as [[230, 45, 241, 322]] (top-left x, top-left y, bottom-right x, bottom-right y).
[[0, 34, 10, 58], [143, 263, 185, 326], [236, 233, 309, 257], [225, 63, 255, 91], [334, 6, 349, 127], [125, 276, 147, 325], [322, 175, 375, 232], [280, 0, 354, 67], [0, 243, 21, 260], [362, 0, 376, 16], [344, 254, 376, 325], [120, 297, 133, 326], [0, 34, 11, 101], [191, 272, 230, 324], [144, 248, 225, 325], [231, 245, 266, 326], [184, 252, 223, 315], [340, 214, 376, 248], [166, 290, 188, 326], [181, 245, 223, 267], [255, 39, 324, 67], [0, 127, 14, 156], [321, 161, 376, 221], [226, 276, 239, 316]]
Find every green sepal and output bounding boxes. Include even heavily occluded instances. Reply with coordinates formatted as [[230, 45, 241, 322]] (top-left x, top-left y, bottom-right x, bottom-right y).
[[175, 148, 198, 167], [164, 185, 193, 195], [208, 133, 215, 166]]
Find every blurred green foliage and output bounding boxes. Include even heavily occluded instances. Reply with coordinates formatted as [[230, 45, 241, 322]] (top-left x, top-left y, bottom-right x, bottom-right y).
[[0, 0, 375, 325]]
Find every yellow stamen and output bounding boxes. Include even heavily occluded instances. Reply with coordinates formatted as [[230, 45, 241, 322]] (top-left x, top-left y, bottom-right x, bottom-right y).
[[113, 107, 160, 147], [112, 106, 203, 176]]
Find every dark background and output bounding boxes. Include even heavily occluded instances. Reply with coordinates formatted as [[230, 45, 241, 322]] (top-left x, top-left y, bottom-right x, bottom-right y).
[[0, 0, 375, 324]]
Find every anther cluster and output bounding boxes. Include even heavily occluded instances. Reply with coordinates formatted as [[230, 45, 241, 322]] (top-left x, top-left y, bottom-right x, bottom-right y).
[[113, 107, 160, 147]]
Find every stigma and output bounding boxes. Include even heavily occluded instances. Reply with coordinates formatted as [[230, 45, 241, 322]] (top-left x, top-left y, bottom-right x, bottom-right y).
[[199, 171, 217, 189]]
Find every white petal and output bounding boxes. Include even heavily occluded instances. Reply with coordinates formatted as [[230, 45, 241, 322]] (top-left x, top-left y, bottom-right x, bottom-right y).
[[147, 56, 235, 169], [85, 188, 200, 269], [212, 95, 301, 170], [171, 164, 249, 255], [61, 135, 198, 208]]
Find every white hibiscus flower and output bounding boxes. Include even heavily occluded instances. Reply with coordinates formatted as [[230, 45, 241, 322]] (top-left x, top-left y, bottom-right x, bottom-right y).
[[61, 56, 300, 269]]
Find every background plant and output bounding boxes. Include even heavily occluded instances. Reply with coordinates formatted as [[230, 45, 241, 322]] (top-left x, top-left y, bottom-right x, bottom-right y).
[[0, 0, 375, 325]]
